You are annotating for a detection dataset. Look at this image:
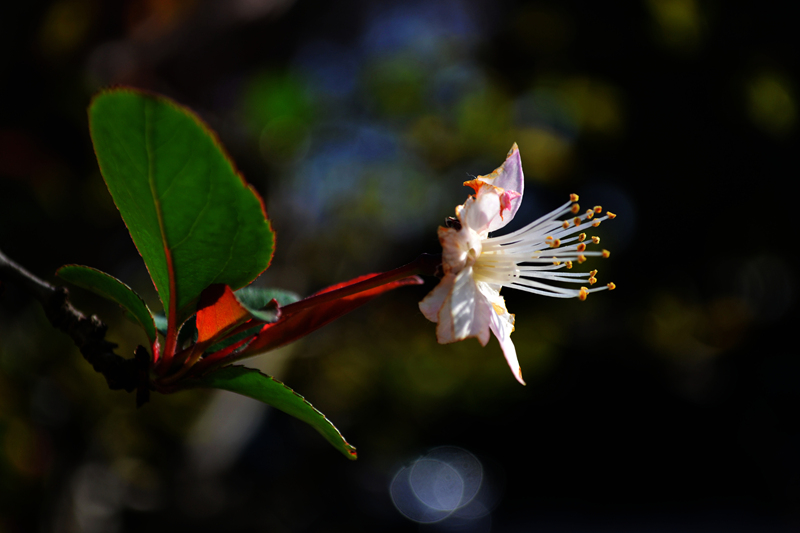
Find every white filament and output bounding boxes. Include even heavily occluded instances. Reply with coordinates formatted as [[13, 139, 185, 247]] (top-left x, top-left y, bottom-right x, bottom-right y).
[[472, 201, 611, 298]]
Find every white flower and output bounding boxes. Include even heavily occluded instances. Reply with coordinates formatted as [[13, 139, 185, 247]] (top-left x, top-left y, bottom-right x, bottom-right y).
[[420, 144, 615, 385]]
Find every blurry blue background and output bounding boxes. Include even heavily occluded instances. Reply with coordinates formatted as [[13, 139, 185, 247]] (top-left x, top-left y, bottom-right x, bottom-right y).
[[1, 0, 798, 531]]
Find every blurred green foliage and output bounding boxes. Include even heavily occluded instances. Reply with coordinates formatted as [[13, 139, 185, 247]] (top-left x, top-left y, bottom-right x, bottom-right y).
[[1, 0, 798, 530]]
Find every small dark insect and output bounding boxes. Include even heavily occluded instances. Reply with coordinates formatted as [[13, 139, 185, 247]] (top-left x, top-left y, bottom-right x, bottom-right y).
[[444, 217, 462, 231]]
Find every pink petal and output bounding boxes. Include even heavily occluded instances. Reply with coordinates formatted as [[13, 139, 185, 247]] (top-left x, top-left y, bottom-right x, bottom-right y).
[[476, 144, 524, 232], [478, 143, 524, 195], [498, 189, 522, 221]]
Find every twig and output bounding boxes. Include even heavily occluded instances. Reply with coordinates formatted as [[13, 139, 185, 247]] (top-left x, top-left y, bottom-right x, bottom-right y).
[[0, 247, 142, 396]]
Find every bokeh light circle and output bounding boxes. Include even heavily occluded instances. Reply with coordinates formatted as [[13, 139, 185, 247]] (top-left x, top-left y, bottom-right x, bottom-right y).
[[390, 446, 493, 525]]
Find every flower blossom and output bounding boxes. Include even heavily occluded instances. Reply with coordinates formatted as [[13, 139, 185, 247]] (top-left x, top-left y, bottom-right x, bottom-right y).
[[419, 144, 615, 385]]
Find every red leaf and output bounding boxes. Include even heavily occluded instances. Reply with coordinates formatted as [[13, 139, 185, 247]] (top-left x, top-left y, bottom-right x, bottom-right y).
[[196, 284, 251, 344], [202, 334, 254, 362], [244, 274, 421, 354], [195, 274, 422, 371]]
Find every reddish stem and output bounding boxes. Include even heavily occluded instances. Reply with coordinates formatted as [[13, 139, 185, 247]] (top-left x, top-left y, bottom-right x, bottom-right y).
[[155, 254, 441, 384], [185, 253, 441, 378], [279, 253, 440, 316]]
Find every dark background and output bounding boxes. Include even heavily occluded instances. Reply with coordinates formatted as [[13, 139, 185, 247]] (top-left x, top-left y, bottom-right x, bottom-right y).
[[1, 0, 798, 531]]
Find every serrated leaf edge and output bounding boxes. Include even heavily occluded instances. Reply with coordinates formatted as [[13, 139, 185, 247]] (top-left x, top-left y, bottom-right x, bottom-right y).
[[182, 365, 357, 460]]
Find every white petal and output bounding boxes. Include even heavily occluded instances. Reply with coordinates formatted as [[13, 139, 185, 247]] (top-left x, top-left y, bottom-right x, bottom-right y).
[[462, 188, 501, 236], [419, 273, 455, 323], [436, 267, 492, 346], [480, 284, 525, 385]]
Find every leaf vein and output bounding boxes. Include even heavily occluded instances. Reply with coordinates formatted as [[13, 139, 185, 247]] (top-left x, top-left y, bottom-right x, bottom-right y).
[[159, 153, 193, 200], [171, 174, 213, 251], [211, 199, 241, 285]]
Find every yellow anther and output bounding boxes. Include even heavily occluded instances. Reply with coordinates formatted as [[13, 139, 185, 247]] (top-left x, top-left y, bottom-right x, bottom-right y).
[[562, 220, 570, 229], [570, 193, 579, 202], [594, 205, 603, 213], [592, 220, 601, 227], [602, 249, 610, 258], [607, 211, 617, 219], [577, 254, 587, 263], [607, 282, 616, 290], [586, 210, 595, 220], [552, 257, 561, 266], [565, 261, 573, 269], [576, 243, 586, 252], [578, 233, 586, 242], [571, 203, 581, 214], [549, 238, 561, 248], [589, 276, 597, 285], [573, 217, 582, 226], [591, 236, 600, 244], [578, 287, 589, 301], [589, 269, 598, 277]]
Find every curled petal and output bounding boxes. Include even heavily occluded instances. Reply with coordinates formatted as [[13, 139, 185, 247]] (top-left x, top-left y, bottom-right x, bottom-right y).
[[466, 143, 524, 232]]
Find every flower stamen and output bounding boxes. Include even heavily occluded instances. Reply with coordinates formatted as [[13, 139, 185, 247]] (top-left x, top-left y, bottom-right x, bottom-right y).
[[470, 194, 617, 301]]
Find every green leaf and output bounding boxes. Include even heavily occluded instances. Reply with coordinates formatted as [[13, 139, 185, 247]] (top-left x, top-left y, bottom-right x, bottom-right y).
[[185, 366, 357, 460], [88, 88, 275, 328], [234, 286, 300, 322], [235, 286, 301, 307], [154, 313, 168, 336], [56, 264, 157, 344]]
